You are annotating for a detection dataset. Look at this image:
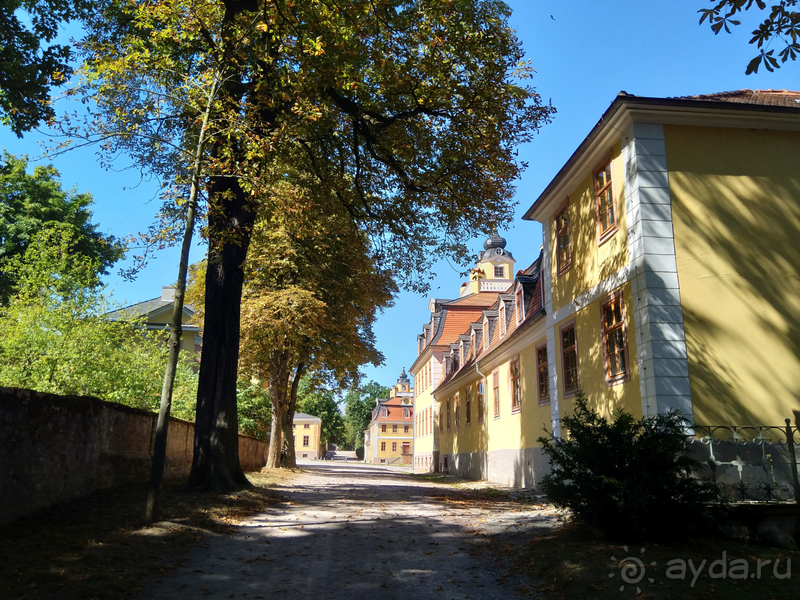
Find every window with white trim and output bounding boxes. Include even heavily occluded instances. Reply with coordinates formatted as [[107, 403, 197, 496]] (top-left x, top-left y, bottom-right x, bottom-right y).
[[515, 288, 525, 324]]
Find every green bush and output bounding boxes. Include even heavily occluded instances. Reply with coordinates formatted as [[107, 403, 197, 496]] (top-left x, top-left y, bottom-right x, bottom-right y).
[[0, 226, 198, 419], [538, 391, 719, 539]]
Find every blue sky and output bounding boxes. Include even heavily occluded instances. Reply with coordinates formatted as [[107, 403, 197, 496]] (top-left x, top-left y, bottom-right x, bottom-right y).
[[1, 0, 796, 391]]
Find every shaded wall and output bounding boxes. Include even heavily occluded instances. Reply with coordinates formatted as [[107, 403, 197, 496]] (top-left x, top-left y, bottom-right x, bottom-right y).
[[666, 124, 800, 426], [0, 387, 268, 523]]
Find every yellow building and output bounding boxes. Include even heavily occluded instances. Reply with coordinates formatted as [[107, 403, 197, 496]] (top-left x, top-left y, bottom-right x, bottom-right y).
[[410, 233, 552, 486], [364, 371, 415, 465], [409, 268, 499, 472], [106, 286, 202, 358], [523, 89, 800, 432], [292, 413, 324, 460]]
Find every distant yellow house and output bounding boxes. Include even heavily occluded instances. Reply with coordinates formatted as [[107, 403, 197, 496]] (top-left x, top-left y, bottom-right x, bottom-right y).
[[410, 90, 800, 488], [106, 286, 202, 357], [293, 412, 324, 460], [364, 371, 414, 465]]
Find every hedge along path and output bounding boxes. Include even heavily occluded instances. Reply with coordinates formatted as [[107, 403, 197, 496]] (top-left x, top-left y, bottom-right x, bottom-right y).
[[137, 462, 562, 599]]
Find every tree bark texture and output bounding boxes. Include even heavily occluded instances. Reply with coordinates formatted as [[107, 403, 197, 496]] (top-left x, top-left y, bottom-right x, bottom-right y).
[[266, 350, 289, 469], [187, 175, 255, 490]]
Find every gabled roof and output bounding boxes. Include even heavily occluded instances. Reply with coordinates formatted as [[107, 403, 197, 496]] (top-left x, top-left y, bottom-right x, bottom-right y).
[[106, 297, 195, 321], [436, 254, 546, 392], [445, 292, 501, 307], [294, 412, 321, 422]]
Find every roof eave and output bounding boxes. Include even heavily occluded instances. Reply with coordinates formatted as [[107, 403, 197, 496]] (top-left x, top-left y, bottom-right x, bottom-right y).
[[523, 93, 800, 223]]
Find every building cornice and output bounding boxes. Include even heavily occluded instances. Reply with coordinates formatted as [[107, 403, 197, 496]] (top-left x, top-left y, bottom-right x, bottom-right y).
[[409, 344, 445, 375], [523, 93, 800, 223]]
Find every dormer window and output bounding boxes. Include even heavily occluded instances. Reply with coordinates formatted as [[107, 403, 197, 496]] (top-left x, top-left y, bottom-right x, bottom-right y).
[[482, 318, 489, 350], [470, 330, 476, 358], [515, 288, 525, 324], [452, 349, 459, 371], [459, 341, 465, 366], [499, 303, 507, 337], [380, 407, 388, 417]]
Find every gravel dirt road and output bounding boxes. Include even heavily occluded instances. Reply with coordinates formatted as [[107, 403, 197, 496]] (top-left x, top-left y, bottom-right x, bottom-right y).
[[138, 462, 561, 599]]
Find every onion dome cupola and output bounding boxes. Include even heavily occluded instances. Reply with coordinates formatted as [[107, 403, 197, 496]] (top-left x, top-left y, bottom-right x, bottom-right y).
[[398, 368, 410, 385], [478, 229, 515, 262]]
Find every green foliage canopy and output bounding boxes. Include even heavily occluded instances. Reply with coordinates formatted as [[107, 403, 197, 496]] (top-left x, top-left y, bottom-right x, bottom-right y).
[[0, 152, 125, 305], [343, 381, 389, 450], [0, 228, 198, 419], [699, 0, 800, 73], [0, 1, 92, 135], [235, 379, 272, 440]]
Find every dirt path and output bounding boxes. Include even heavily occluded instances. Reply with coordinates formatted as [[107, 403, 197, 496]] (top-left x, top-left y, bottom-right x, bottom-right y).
[[138, 462, 561, 599]]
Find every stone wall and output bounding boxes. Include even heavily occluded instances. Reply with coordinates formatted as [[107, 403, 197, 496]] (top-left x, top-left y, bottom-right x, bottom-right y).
[[0, 387, 268, 523]]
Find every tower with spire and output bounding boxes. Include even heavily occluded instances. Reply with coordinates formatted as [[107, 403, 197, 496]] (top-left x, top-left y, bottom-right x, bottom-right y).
[[460, 230, 516, 297], [390, 367, 413, 398]]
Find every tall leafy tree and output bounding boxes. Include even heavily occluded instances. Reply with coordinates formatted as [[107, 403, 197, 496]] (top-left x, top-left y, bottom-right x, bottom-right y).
[[0, 152, 124, 305], [78, 0, 554, 490], [237, 188, 395, 469], [0, 227, 198, 418], [699, 0, 800, 73]]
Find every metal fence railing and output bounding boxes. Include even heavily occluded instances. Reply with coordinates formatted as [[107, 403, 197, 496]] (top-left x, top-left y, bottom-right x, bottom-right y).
[[691, 419, 800, 503]]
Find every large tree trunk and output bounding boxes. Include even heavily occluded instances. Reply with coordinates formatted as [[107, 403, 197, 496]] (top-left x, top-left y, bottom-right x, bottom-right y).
[[187, 0, 278, 488], [187, 175, 256, 490], [281, 414, 294, 468]]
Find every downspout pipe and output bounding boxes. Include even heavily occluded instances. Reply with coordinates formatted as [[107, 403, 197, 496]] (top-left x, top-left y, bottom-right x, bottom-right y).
[[475, 361, 489, 481]]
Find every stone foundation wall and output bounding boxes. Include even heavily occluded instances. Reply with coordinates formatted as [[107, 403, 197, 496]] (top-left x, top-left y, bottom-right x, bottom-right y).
[[0, 387, 268, 523], [442, 447, 551, 488]]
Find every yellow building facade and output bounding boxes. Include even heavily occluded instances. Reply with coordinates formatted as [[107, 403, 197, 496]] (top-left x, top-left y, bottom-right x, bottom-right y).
[[524, 89, 800, 433], [412, 234, 553, 486], [364, 371, 415, 465], [412, 90, 800, 489], [293, 413, 324, 460]]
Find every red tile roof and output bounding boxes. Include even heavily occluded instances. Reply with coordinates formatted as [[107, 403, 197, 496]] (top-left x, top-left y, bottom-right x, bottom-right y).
[[679, 89, 800, 108], [446, 292, 502, 307], [437, 309, 486, 345]]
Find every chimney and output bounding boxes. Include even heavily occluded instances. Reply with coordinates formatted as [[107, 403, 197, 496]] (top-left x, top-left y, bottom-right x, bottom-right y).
[[161, 286, 176, 302]]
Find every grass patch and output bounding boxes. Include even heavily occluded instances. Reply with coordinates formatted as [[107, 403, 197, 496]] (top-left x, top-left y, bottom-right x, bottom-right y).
[[514, 520, 799, 600], [0, 470, 294, 600]]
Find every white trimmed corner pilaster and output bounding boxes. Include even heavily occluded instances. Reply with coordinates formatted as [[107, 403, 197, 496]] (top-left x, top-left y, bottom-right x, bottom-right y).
[[623, 123, 694, 422], [541, 232, 561, 437]]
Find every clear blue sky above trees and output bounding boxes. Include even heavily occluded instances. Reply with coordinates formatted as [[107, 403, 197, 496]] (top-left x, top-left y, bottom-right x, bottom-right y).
[[1, 0, 795, 389]]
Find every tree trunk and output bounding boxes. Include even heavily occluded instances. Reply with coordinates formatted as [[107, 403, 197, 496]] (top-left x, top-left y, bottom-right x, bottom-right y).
[[278, 363, 305, 468], [266, 350, 289, 468], [187, 0, 277, 488], [281, 414, 294, 468], [186, 175, 256, 490], [147, 77, 216, 520]]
